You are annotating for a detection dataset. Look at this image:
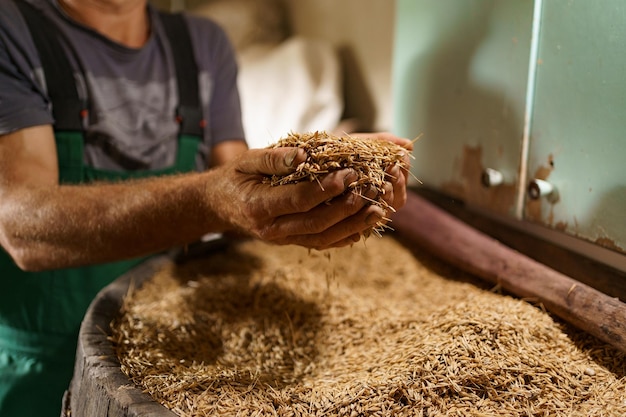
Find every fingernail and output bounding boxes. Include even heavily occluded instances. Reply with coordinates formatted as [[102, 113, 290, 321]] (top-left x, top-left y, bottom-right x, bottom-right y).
[[343, 170, 357, 188], [284, 149, 298, 167], [366, 211, 382, 226], [364, 185, 378, 200]]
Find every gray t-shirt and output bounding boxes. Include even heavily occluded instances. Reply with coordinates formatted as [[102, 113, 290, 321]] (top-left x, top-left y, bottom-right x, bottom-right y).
[[0, 0, 245, 171]]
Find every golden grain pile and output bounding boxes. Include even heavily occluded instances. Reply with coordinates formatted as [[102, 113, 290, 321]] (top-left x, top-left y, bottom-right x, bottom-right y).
[[264, 131, 411, 237], [111, 236, 626, 417]]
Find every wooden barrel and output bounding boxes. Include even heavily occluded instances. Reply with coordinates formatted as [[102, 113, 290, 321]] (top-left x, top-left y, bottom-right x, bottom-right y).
[[65, 255, 177, 417]]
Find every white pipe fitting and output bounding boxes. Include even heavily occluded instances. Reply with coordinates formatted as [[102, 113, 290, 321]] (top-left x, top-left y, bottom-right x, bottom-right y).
[[527, 179, 554, 200]]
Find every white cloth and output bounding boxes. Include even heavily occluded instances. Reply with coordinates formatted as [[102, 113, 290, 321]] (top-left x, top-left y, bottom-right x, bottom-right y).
[[237, 37, 343, 148]]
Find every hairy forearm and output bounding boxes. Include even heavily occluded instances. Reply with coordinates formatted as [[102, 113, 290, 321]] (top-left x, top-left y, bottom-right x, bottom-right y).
[[0, 171, 229, 271]]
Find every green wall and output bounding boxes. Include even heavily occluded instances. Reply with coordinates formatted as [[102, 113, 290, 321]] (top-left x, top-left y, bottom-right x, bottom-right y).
[[393, 0, 626, 255]]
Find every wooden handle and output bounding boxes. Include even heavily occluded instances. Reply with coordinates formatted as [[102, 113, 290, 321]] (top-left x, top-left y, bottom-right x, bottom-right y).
[[391, 191, 626, 353]]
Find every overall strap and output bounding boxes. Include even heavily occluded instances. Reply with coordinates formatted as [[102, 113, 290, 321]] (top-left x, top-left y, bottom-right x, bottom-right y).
[[14, 4, 204, 182], [158, 12, 205, 137], [14, 0, 87, 131]]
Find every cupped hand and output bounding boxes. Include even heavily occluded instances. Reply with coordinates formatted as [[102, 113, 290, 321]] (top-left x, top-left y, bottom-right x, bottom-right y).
[[210, 147, 387, 250]]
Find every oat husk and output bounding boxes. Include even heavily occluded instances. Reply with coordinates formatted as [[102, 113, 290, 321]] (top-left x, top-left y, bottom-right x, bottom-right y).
[[264, 131, 412, 238], [111, 237, 626, 417]]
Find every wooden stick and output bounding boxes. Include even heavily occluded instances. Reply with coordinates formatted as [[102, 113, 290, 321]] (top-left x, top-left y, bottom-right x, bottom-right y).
[[391, 191, 626, 353]]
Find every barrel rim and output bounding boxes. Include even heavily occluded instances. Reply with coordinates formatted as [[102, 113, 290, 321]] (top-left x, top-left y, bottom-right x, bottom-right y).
[[67, 255, 178, 417]]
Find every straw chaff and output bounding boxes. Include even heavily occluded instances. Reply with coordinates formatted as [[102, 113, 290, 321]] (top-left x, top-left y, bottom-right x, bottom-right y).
[[264, 131, 412, 238], [111, 237, 626, 417]]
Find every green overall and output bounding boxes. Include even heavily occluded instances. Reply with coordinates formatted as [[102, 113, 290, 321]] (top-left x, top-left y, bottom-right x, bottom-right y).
[[0, 4, 204, 416]]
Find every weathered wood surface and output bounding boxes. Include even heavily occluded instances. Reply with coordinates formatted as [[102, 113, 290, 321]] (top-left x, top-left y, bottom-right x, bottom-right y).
[[66, 256, 177, 417], [391, 191, 626, 353]]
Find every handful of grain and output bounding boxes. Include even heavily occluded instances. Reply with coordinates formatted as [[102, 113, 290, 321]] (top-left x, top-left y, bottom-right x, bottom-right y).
[[265, 131, 411, 237]]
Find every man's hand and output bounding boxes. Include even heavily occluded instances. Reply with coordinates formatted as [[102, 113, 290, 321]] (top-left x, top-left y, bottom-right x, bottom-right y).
[[208, 132, 412, 250]]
